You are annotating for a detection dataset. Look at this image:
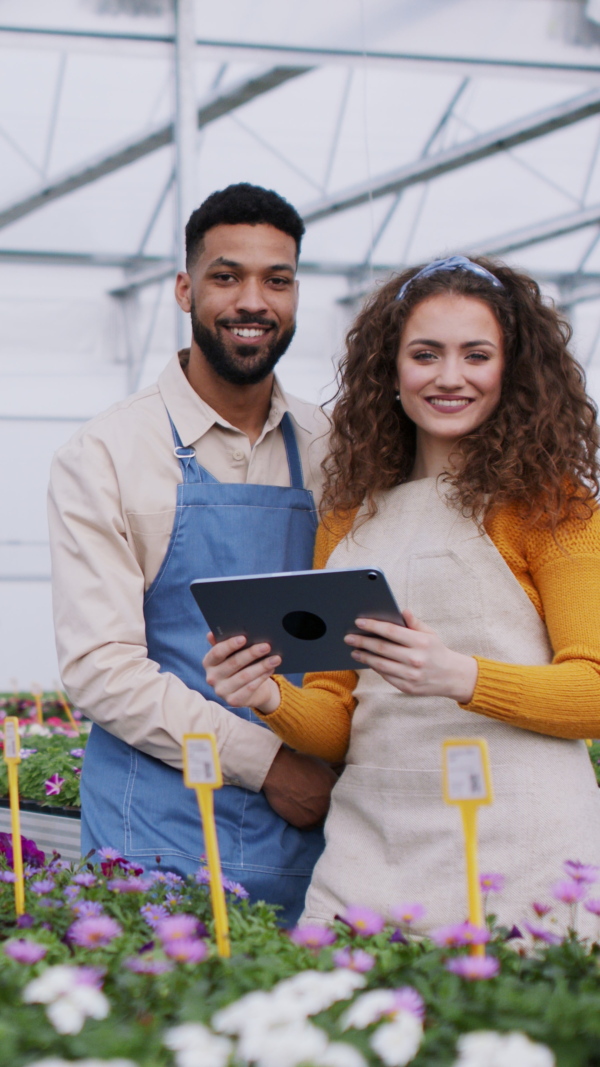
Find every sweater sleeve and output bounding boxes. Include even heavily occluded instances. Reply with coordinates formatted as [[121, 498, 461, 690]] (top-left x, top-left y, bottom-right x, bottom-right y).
[[252, 514, 359, 762], [463, 507, 600, 738]]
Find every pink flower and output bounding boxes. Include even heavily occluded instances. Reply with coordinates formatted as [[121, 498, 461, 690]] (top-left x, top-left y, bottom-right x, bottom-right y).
[[289, 925, 337, 949], [68, 916, 123, 947], [343, 906, 385, 937], [584, 898, 600, 916], [124, 956, 173, 975], [552, 880, 587, 905], [531, 902, 553, 918], [4, 939, 47, 964], [390, 988, 426, 1021], [479, 873, 505, 893], [445, 956, 500, 980], [333, 947, 375, 972], [524, 922, 562, 945], [390, 903, 426, 926], [97, 847, 122, 861], [156, 914, 200, 943], [430, 922, 490, 947], [71, 900, 104, 919], [44, 774, 65, 797], [563, 861, 600, 885], [163, 938, 208, 964]]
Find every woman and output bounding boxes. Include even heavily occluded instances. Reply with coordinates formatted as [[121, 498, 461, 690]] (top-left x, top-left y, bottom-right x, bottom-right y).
[[203, 256, 600, 933]]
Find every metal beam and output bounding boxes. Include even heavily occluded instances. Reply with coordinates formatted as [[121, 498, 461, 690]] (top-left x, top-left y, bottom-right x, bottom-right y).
[[0, 249, 169, 268], [0, 66, 311, 233], [302, 88, 600, 224], [464, 203, 600, 257], [0, 25, 599, 84]]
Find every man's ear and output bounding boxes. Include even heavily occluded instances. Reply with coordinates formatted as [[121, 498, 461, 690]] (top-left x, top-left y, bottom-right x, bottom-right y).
[[175, 271, 192, 313]]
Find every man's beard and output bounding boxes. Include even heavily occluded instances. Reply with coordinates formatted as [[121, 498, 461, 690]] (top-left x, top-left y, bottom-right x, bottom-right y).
[[190, 299, 295, 386]]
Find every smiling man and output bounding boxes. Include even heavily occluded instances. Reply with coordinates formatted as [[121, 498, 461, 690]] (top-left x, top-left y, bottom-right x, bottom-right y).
[[48, 184, 334, 924]]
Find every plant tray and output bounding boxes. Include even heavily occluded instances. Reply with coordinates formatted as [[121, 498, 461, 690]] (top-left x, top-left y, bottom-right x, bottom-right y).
[[0, 798, 81, 862]]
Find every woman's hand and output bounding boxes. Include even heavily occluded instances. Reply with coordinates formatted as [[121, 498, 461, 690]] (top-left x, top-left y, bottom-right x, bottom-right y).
[[203, 634, 282, 714], [344, 610, 478, 704]]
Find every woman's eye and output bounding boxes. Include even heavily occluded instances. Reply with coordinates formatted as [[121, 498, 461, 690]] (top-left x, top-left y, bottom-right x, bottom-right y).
[[466, 352, 490, 362], [413, 351, 437, 361]]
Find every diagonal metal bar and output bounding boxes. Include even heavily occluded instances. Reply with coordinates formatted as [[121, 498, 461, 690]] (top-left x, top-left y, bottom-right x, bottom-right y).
[[463, 203, 600, 258], [302, 88, 600, 225], [0, 65, 311, 233], [41, 52, 67, 178]]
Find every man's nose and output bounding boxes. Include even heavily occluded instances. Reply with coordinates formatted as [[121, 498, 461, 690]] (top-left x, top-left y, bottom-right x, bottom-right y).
[[235, 277, 268, 315]]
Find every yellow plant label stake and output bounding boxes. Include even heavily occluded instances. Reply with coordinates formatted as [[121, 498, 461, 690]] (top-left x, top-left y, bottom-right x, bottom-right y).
[[183, 733, 230, 958], [54, 686, 78, 730], [31, 684, 43, 725], [3, 717, 25, 915], [442, 739, 493, 956]]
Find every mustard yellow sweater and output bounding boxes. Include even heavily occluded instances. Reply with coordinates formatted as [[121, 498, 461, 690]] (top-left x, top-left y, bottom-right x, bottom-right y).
[[256, 503, 600, 762]]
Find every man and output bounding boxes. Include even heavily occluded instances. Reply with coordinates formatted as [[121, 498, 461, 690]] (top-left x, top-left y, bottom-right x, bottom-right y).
[[48, 183, 335, 924]]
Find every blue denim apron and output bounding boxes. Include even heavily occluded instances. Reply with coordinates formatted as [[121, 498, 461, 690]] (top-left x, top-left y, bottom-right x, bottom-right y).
[[81, 409, 324, 924]]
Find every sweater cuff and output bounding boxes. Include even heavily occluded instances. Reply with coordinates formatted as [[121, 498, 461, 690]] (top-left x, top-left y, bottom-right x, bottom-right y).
[[459, 656, 524, 720], [252, 676, 295, 731]]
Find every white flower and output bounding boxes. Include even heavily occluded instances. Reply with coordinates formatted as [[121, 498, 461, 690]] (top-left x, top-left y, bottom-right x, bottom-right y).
[[23, 966, 109, 1036], [22, 724, 51, 737], [369, 1013, 423, 1067], [453, 1031, 555, 1067], [313, 1042, 368, 1067], [276, 969, 366, 1017], [340, 990, 399, 1030], [212, 971, 365, 1036], [238, 1020, 328, 1067], [164, 1023, 232, 1067], [212, 991, 275, 1034], [28, 1061, 137, 1067]]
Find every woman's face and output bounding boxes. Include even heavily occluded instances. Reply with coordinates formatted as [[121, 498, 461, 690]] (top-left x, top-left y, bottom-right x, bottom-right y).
[[396, 293, 504, 448]]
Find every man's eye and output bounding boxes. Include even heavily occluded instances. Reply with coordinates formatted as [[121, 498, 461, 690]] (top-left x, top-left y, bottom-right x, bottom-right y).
[[269, 277, 291, 287], [213, 273, 236, 283]]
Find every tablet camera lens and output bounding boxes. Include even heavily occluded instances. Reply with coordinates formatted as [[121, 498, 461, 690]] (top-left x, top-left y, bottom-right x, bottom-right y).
[[367, 571, 378, 580], [282, 610, 327, 641]]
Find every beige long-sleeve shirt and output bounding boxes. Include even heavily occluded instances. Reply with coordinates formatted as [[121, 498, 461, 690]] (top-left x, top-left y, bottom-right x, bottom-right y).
[[48, 352, 330, 791]]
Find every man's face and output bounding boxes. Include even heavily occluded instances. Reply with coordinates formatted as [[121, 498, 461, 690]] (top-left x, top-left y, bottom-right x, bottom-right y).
[[179, 223, 299, 385]]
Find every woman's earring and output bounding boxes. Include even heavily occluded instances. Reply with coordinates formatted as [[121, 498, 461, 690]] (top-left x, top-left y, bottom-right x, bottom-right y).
[[395, 392, 400, 401]]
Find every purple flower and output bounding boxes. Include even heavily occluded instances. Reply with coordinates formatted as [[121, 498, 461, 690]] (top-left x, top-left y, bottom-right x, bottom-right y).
[[4, 939, 47, 964], [30, 879, 55, 895], [532, 902, 553, 918], [140, 903, 170, 929], [97, 847, 122, 861], [16, 914, 35, 928], [147, 870, 169, 885], [524, 922, 562, 945], [69, 748, 86, 759], [343, 906, 385, 937], [156, 914, 200, 943], [332, 947, 375, 972], [390, 902, 426, 926], [479, 873, 505, 893], [64, 885, 80, 902], [19, 748, 38, 759], [44, 774, 65, 797], [289, 925, 337, 949], [195, 868, 211, 886], [0, 871, 16, 883], [552, 880, 587, 905], [584, 898, 600, 916], [38, 898, 63, 909], [563, 860, 600, 885], [71, 900, 104, 919], [445, 956, 500, 980], [163, 938, 208, 964], [69, 916, 123, 947], [389, 928, 408, 944], [0, 833, 44, 868], [124, 956, 173, 975], [430, 922, 490, 947], [164, 872, 183, 886], [107, 877, 151, 893], [223, 877, 249, 899], [72, 873, 97, 888], [391, 987, 426, 1020]]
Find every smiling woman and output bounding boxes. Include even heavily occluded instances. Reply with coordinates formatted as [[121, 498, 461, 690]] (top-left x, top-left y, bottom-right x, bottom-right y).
[[203, 255, 600, 933]]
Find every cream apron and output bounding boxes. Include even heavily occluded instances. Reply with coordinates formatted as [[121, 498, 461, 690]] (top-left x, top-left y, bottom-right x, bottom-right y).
[[303, 478, 600, 936]]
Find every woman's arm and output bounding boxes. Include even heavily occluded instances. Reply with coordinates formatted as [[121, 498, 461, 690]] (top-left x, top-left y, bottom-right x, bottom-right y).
[[461, 508, 600, 738]]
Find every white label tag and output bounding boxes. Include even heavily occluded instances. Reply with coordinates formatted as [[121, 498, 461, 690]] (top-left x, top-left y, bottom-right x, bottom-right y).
[[4, 721, 18, 760], [185, 738, 218, 785], [446, 745, 487, 801]]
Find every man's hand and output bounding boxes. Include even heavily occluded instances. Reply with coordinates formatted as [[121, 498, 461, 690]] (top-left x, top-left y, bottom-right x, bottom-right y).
[[262, 746, 338, 829]]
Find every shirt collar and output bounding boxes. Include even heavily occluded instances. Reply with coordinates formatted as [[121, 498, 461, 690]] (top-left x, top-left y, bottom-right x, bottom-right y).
[[157, 351, 315, 445]]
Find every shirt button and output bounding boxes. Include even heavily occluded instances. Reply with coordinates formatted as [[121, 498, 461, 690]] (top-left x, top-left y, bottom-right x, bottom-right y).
[[232, 449, 244, 462]]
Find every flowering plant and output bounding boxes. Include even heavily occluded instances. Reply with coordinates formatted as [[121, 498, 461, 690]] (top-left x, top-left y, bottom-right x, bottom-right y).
[[0, 843, 599, 1066], [0, 693, 89, 808]]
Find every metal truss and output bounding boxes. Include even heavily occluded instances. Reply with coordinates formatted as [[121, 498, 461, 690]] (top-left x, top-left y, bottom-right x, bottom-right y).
[[0, 65, 311, 233], [302, 88, 600, 223], [464, 203, 600, 258]]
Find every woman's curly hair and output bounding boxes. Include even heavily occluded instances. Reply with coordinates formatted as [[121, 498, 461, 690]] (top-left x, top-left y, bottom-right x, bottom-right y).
[[321, 257, 600, 530]]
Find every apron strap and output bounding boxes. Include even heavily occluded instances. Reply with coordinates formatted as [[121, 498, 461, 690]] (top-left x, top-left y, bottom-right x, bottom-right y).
[[166, 413, 219, 485], [280, 412, 305, 490]]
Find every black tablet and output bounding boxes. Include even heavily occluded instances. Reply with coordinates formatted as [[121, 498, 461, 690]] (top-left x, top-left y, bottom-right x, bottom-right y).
[[190, 567, 404, 674]]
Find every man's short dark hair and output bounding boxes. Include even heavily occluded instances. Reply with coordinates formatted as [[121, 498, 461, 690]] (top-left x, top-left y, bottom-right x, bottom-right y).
[[185, 183, 305, 270]]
